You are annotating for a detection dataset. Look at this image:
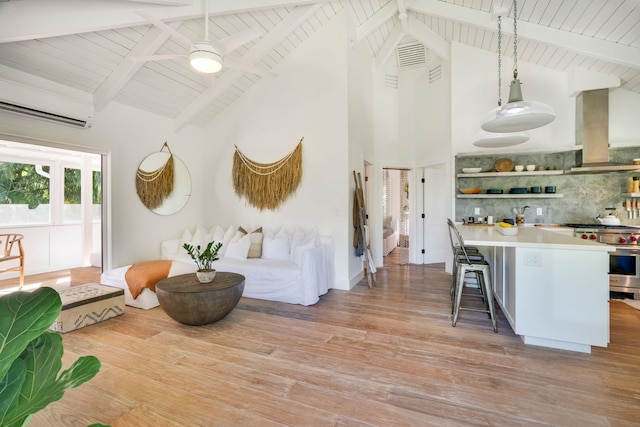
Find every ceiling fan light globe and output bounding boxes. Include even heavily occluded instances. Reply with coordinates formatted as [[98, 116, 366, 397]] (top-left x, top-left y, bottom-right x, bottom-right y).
[[189, 43, 223, 74], [481, 100, 556, 133]]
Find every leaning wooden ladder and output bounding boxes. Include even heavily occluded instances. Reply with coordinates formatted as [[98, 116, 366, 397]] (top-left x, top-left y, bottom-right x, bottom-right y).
[[353, 171, 376, 289]]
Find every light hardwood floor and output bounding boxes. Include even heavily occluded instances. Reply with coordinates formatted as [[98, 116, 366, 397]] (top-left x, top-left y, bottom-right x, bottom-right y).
[[14, 251, 640, 426]]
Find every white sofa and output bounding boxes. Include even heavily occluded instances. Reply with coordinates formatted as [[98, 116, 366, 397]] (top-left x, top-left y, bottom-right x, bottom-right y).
[[102, 226, 335, 309]]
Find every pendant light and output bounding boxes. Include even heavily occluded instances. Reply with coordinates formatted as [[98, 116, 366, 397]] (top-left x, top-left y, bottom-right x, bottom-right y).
[[481, 0, 555, 133], [473, 14, 529, 147], [472, 130, 530, 148]]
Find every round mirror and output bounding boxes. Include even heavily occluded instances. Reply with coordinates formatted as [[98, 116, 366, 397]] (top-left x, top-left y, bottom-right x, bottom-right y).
[[136, 151, 191, 215]]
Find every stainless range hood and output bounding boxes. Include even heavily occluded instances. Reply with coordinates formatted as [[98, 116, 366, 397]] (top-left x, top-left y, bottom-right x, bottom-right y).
[[570, 89, 640, 173]]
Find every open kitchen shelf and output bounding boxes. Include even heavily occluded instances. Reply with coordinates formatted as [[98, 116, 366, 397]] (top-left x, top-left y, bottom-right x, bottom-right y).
[[457, 194, 564, 199], [457, 170, 564, 178]]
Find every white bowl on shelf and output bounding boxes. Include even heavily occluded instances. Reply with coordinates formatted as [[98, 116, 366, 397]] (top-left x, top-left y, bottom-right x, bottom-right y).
[[462, 167, 482, 173], [526, 164, 536, 171]]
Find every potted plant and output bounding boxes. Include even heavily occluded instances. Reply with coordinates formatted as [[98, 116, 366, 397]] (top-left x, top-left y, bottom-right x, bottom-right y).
[[183, 241, 223, 283], [0, 287, 105, 427]]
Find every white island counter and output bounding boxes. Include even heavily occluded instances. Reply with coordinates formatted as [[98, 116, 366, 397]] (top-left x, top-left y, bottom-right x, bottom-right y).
[[457, 224, 615, 353]]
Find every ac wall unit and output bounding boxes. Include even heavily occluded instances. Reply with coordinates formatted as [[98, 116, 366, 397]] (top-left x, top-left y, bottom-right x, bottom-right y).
[[0, 78, 94, 128]]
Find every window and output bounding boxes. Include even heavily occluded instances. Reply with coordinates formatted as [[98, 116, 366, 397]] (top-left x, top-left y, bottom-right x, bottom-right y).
[[0, 160, 52, 225], [0, 153, 101, 226]]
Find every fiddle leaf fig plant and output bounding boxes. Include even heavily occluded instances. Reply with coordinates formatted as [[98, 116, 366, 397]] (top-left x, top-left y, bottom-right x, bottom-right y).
[[0, 287, 103, 427]]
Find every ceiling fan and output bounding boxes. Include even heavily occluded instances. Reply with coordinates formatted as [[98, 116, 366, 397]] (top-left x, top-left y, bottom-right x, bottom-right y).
[[132, 0, 271, 78]]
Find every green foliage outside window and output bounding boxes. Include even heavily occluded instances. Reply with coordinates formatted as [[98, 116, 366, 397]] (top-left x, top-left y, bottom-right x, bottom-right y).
[[0, 162, 101, 209], [0, 162, 50, 209]]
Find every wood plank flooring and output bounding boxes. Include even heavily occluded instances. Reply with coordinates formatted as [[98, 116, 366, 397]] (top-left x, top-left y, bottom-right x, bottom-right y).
[[15, 251, 640, 426]]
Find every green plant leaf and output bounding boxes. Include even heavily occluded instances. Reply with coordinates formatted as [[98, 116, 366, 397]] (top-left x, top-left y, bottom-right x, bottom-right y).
[[0, 287, 103, 427], [3, 332, 100, 426], [0, 288, 61, 381], [0, 358, 26, 423]]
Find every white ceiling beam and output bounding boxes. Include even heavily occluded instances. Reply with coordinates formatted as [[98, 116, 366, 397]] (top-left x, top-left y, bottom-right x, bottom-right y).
[[355, 2, 398, 41], [406, 0, 640, 69], [127, 0, 193, 5], [0, 0, 330, 43], [173, 3, 321, 130], [374, 23, 404, 71], [396, 0, 409, 34], [406, 15, 449, 61], [94, 22, 179, 112]]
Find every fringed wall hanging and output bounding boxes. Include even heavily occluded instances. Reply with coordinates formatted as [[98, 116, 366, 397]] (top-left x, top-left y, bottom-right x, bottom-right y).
[[232, 138, 303, 211], [136, 142, 175, 210]]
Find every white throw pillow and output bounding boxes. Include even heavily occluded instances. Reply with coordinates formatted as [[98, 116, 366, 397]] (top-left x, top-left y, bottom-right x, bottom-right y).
[[218, 225, 237, 257], [224, 233, 251, 260], [262, 229, 290, 261], [177, 228, 193, 255], [190, 224, 211, 249], [210, 225, 225, 242]]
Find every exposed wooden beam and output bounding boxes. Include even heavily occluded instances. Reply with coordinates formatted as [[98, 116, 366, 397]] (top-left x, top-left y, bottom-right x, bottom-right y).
[[173, 4, 321, 130], [406, 15, 449, 61], [127, 0, 193, 5], [94, 23, 179, 112], [374, 23, 404, 71], [355, 2, 397, 42], [0, 0, 330, 43], [406, 0, 640, 70]]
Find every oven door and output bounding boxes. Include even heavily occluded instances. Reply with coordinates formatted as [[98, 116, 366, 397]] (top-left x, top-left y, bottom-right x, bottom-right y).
[[609, 247, 640, 291]]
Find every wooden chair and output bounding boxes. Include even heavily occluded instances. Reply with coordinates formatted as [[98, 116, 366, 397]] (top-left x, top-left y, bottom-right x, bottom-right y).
[[0, 234, 25, 289]]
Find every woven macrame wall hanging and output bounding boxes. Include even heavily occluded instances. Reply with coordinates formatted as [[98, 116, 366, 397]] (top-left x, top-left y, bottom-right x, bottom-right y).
[[136, 142, 175, 210], [232, 138, 303, 211]]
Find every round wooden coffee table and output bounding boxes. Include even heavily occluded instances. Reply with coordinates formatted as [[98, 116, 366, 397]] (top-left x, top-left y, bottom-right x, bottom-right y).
[[155, 272, 245, 325]]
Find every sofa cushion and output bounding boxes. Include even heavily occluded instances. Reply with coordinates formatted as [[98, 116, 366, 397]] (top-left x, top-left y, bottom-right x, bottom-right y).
[[290, 230, 318, 267], [210, 224, 226, 242], [177, 228, 193, 255], [239, 226, 264, 259], [218, 225, 237, 257], [225, 232, 251, 260], [262, 229, 290, 261]]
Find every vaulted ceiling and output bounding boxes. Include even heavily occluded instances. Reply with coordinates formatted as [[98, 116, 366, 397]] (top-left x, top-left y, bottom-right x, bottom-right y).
[[0, 0, 638, 129]]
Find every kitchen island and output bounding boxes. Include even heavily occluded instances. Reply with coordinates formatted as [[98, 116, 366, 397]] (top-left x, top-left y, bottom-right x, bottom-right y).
[[457, 224, 615, 353]]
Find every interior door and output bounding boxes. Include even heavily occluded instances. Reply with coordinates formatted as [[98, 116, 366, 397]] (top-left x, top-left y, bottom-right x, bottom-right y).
[[423, 165, 449, 264]]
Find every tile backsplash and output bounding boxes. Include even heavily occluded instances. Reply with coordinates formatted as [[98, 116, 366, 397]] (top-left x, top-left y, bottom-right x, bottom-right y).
[[455, 147, 640, 225]]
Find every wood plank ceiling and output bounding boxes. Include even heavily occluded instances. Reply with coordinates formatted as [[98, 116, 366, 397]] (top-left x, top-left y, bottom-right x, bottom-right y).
[[0, 0, 638, 129]]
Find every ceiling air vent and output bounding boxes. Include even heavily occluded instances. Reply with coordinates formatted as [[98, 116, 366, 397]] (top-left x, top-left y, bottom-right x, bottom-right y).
[[396, 42, 427, 70], [384, 74, 398, 89]]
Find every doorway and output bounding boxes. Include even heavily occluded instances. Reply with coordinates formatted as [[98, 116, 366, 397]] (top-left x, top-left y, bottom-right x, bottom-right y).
[[0, 138, 105, 284], [383, 168, 411, 265]]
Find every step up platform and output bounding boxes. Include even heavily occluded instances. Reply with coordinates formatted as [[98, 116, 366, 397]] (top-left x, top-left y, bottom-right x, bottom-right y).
[[49, 283, 125, 333]]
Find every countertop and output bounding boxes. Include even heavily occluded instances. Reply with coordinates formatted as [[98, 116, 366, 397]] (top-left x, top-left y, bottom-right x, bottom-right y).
[[457, 224, 616, 251]]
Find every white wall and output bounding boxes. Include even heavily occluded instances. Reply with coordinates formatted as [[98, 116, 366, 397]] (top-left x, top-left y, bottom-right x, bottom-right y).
[[347, 12, 375, 287], [201, 10, 353, 290], [0, 100, 207, 270]]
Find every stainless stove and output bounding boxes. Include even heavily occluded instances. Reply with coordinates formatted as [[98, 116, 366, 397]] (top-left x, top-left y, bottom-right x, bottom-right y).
[[565, 224, 640, 297], [565, 224, 640, 246]]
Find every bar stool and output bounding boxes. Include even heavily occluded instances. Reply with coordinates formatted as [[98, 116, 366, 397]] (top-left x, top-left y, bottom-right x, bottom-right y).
[[446, 219, 484, 306], [447, 220, 497, 332]]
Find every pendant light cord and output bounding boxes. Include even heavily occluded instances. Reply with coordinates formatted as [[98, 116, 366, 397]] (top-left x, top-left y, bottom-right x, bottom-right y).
[[497, 16, 502, 107], [512, 0, 519, 79]]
